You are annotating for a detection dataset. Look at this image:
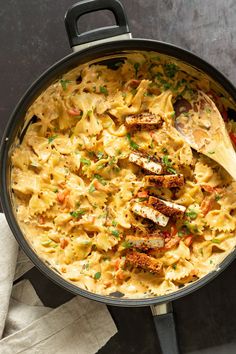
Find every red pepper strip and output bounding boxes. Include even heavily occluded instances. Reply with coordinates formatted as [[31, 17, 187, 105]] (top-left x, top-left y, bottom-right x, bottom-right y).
[[230, 132, 236, 146]]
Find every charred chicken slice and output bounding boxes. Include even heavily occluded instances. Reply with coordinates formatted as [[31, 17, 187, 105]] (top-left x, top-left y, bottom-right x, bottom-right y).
[[129, 152, 164, 174], [148, 196, 186, 217], [126, 251, 163, 274], [132, 202, 169, 227], [144, 174, 184, 188], [125, 232, 164, 250], [125, 112, 163, 130]]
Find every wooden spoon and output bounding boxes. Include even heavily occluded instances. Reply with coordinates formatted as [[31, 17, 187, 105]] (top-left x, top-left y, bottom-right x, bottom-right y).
[[174, 91, 236, 180]]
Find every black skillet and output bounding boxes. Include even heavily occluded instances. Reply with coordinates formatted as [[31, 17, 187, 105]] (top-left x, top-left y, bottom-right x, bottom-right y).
[[1, 1, 236, 353]]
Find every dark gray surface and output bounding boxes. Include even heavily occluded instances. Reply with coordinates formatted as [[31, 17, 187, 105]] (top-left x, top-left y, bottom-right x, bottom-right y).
[[1, 1, 236, 353]]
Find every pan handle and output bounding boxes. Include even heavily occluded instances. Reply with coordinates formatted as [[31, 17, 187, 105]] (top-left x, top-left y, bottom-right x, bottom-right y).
[[151, 302, 180, 354], [64, 0, 132, 52]]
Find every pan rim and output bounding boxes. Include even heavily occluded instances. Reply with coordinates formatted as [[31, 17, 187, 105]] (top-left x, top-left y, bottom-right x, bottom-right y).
[[1, 38, 236, 307]]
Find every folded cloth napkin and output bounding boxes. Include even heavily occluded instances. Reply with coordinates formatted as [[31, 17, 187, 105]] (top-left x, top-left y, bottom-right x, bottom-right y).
[[0, 213, 117, 353]]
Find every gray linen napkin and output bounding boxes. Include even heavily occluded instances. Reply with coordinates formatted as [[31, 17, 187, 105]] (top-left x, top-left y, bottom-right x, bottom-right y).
[[0, 213, 117, 353]]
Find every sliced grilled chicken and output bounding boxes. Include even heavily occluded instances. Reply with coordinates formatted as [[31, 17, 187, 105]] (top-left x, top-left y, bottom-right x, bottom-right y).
[[144, 174, 184, 188], [126, 251, 163, 274], [129, 152, 163, 174], [148, 196, 186, 217], [132, 202, 169, 226], [125, 112, 163, 130], [126, 233, 164, 250]]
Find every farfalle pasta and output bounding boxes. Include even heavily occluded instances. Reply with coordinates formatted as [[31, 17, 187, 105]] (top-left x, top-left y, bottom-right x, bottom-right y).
[[10, 51, 236, 299]]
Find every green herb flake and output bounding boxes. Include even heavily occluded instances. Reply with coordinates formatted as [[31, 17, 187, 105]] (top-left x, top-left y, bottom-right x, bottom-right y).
[[206, 108, 212, 113], [138, 197, 148, 202], [126, 133, 139, 150], [162, 147, 168, 154], [94, 272, 101, 280], [210, 260, 214, 264], [212, 238, 220, 244], [83, 263, 89, 270], [163, 82, 172, 90], [164, 63, 178, 78], [89, 184, 96, 193], [111, 229, 120, 238], [186, 209, 198, 220], [122, 241, 132, 249], [94, 174, 107, 186], [112, 220, 118, 227], [131, 88, 137, 96], [150, 140, 154, 149], [171, 111, 175, 118], [207, 151, 215, 155], [80, 157, 91, 166], [53, 188, 58, 193], [167, 167, 177, 174], [48, 135, 58, 143], [96, 151, 104, 160], [60, 79, 71, 91], [100, 86, 108, 96], [87, 110, 92, 117], [178, 231, 183, 237], [134, 63, 140, 77], [215, 194, 221, 201], [114, 61, 123, 68], [70, 210, 86, 218], [172, 264, 177, 270]]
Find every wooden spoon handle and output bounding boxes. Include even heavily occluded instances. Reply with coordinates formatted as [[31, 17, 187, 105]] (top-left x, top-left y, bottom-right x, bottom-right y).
[[212, 144, 236, 181]]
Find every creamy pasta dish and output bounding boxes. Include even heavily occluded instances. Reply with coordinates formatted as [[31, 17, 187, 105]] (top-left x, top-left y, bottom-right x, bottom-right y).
[[11, 51, 236, 298]]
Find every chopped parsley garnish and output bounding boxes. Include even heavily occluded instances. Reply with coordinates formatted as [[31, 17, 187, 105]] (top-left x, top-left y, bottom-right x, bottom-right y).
[[53, 188, 58, 193], [162, 155, 176, 173], [150, 140, 154, 149], [172, 264, 177, 270], [131, 88, 137, 96], [108, 156, 116, 165], [162, 147, 168, 153], [206, 108, 212, 113], [111, 229, 119, 238], [212, 238, 220, 244], [207, 151, 215, 155], [186, 209, 198, 220], [100, 86, 108, 96], [96, 151, 104, 160], [134, 63, 140, 77], [171, 111, 175, 118], [138, 197, 148, 202], [178, 231, 184, 237], [60, 79, 71, 91], [215, 194, 221, 201], [126, 133, 139, 150], [80, 157, 91, 166], [89, 184, 96, 193], [87, 110, 92, 117], [164, 63, 178, 78], [112, 220, 118, 227], [122, 241, 132, 249], [114, 61, 123, 68], [94, 174, 107, 186], [70, 209, 86, 218], [166, 167, 177, 174], [48, 135, 58, 143], [94, 272, 101, 280], [82, 263, 89, 270], [163, 82, 172, 90]]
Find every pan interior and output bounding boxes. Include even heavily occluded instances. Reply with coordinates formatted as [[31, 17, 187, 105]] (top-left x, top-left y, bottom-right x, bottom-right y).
[[3, 44, 236, 305]]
